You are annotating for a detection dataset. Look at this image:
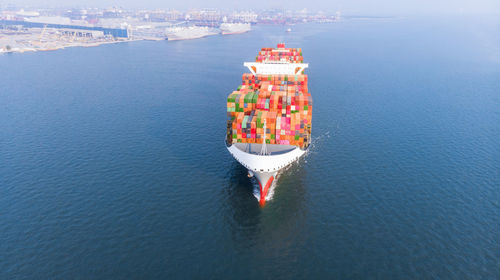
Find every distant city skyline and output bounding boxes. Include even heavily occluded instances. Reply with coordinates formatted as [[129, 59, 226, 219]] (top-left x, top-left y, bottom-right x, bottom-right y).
[[2, 0, 500, 15]]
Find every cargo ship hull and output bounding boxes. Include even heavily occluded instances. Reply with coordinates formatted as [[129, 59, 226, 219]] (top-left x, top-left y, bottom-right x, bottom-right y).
[[220, 23, 251, 35], [227, 143, 306, 205], [221, 31, 249, 35], [165, 26, 218, 41]]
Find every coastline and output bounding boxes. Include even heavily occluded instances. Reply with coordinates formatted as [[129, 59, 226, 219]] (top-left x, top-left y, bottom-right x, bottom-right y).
[[0, 31, 245, 54], [0, 38, 144, 54], [1, 25, 252, 54], [0, 30, 246, 54]]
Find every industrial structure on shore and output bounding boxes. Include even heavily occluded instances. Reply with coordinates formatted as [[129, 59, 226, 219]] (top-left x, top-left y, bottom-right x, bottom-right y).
[[0, 19, 128, 38], [0, 7, 340, 53]]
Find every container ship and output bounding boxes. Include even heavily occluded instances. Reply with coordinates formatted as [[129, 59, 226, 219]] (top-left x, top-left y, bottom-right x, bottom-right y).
[[226, 44, 312, 206], [220, 23, 251, 35]]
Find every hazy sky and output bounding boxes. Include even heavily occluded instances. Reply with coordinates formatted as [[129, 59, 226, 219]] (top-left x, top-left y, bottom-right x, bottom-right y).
[[4, 0, 500, 15]]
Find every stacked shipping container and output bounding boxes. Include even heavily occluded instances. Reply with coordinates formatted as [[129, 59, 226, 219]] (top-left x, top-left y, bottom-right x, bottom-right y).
[[226, 46, 312, 149], [256, 44, 304, 63]]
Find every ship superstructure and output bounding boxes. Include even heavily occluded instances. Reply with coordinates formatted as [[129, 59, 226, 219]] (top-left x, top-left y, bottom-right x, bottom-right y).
[[226, 44, 312, 206]]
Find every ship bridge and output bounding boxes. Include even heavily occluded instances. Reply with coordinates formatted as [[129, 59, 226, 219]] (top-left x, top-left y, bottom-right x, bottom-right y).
[[244, 61, 308, 75]]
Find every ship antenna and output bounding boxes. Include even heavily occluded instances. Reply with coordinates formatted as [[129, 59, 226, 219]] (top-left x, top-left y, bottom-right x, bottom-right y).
[[260, 119, 269, 156]]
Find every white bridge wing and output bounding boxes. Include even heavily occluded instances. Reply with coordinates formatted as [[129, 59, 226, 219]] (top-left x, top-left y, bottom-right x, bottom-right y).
[[244, 62, 308, 75]]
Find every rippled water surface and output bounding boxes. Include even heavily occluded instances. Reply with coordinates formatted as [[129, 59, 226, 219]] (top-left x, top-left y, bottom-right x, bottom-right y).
[[1, 16, 500, 279]]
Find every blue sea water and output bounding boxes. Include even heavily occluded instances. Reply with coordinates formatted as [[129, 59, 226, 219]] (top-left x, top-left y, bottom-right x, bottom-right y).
[[1, 16, 500, 279]]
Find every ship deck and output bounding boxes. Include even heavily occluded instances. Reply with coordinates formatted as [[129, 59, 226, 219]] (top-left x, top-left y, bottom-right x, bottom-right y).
[[233, 143, 297, 155]]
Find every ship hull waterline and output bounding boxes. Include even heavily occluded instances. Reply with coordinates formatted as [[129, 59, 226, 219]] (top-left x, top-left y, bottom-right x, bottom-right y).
[[221, 31, 250, 35]]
